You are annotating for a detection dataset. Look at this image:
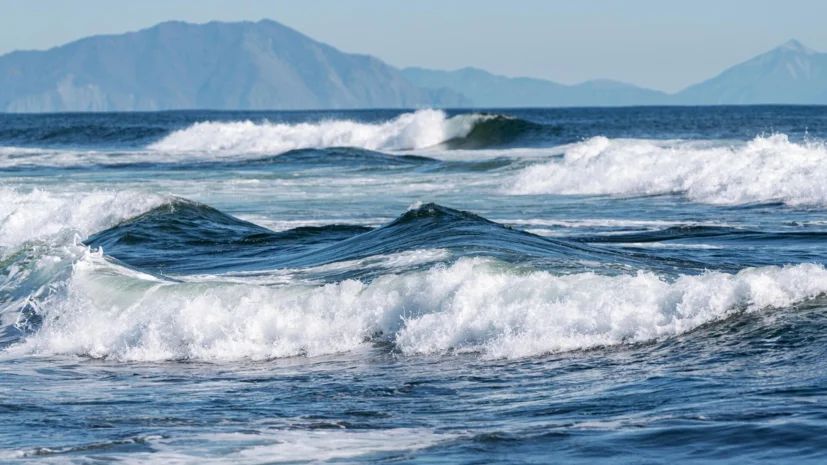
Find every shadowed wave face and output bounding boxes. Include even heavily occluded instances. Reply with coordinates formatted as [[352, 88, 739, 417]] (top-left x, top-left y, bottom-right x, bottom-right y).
[[442, 114, 561, 149], [84, 201, 633, 279]]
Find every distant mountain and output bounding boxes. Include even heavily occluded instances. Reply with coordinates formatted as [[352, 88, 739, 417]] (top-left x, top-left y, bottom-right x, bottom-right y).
[[0, 20, 469, 112], [675, 40, 827, 104], [401, 67, 669, 107], [1, 23, 825, 112], [405, 40, 827, 107]]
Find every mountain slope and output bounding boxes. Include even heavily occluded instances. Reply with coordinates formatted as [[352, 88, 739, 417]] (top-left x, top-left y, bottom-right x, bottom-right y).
[[0, 20, 470, 112], [401, 67, 670, 107], [2, 23, 826, 112], [675, 40, 827, 104]]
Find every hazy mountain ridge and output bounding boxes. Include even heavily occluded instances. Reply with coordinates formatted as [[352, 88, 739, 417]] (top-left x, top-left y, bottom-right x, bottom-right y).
[[404, 39, 827, 107], [0, 20, 469, 112], [400, 67, 669, 107], [674, 40, 827, 104], [0, 19, 824, 112]]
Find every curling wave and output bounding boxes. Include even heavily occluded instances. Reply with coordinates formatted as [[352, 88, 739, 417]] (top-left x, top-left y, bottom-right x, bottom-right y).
[[9, 251, 827, 361], [0, 197, 824, 361], [148, 110, 558, 155], [149, 109, 490, 153], [507, 134, 827, 206], [441, 114, 555, 149]]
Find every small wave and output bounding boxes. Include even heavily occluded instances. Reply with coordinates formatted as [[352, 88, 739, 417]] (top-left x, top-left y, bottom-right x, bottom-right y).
[[249, 147, 439, 167], [84, 199, 374, 275], [149, 109, 489, 153], [441, 114, 556, 149], [506, 134, 827, 206], [9, 253, 827, 361], [0, 123, 168, 148], [84, 202, 614, 278], [0, 146, 443, 171], [501, 218, 737, 231], [601, 242, 724, 250], [574, 225, 746, 243]]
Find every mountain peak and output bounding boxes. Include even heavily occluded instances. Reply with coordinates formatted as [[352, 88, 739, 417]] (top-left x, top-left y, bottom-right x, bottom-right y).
[[676, 38, 827, 104], [777, 39, 817, 55], [0, 19, 471, 112]]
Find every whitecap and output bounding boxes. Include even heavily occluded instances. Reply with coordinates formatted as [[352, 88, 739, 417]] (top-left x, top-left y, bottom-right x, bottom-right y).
[[506, 134, 827, 206]]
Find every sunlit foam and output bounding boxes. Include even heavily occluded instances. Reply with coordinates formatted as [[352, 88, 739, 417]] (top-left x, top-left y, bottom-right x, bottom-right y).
[[507, 135, 827, 206]]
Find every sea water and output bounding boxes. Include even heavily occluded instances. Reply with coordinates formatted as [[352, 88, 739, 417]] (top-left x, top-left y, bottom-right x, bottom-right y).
[[2, 106, 827, 463]]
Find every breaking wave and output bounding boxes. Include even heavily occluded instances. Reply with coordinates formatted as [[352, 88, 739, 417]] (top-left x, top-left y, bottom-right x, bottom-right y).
[[9, 252, 827, 361], [149, 109, 489, 153], [2, 194, 826, 361], [148, 110, 555, 154], [507, 134, 827, 206], [0, 186, 166, 253]]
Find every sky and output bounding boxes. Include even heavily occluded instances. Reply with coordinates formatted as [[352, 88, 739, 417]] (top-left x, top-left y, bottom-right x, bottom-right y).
[[1, 0, 825, 93]]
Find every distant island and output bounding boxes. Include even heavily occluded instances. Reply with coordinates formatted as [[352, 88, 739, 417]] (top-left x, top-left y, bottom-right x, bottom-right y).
[[0, 19, 824, 112]]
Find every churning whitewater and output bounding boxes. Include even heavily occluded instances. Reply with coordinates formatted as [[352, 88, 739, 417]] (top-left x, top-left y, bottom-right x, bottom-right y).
[[149, 109, 493, 153], [4, 106, 827, 463], [12, 248, 827, 361], [2, 196, 824, 361], [507, 134, 827, 206]]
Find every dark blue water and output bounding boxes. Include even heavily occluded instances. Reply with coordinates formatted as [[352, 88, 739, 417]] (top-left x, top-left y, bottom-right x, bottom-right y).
[[2, 106, 827, 463]]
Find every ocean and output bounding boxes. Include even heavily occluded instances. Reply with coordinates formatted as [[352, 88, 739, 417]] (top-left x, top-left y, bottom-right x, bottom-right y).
[[2, 106, 827, 463]]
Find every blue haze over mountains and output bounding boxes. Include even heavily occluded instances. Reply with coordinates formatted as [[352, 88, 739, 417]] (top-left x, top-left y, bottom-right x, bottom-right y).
[[0, 19, 825, 112]]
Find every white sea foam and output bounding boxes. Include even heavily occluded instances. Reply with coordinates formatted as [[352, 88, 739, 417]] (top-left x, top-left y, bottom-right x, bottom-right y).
[[0, 186, 166, 253], [601, 242, 724, 250], [69, 428, 451, 464], [502, 218, 734, 229], [150, 109, 487, 154], [5, 428, 452, 463], [0, 146, 46, 156], [235, 214, 392, 232], [179, 249, 451, 286], [507, 135, 827, 206], [13, 254, 827, 361]]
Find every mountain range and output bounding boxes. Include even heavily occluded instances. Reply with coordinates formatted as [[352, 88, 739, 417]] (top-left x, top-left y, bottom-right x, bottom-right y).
[[0, 19, 824, 112], [403, 39, 827, 106]]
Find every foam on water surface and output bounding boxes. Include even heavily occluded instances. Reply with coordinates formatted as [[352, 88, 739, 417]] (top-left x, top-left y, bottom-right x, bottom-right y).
[[6, 428, 455, 464], [150, 109, 488, 154], [0, 186, 166, 254], [10, 253, 827, 361], [508, 135, 827, 206]]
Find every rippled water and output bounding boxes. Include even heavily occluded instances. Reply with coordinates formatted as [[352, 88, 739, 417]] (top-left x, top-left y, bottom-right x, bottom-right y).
[[2, 106, 827, 463]]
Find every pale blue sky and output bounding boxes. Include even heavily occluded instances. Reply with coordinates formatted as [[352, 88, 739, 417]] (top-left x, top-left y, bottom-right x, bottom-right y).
[[1, 0, 825, 92]]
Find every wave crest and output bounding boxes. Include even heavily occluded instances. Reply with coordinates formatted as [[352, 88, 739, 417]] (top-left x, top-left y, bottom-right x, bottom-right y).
[[11, 254, 827, 361], [507, 134, 827, 206], [0, 186, 166, 254], [149, 110, 489, 153]]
